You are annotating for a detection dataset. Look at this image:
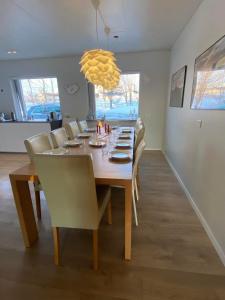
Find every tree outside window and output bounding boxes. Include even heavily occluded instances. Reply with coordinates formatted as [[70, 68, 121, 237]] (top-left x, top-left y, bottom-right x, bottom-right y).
[[95, 73, 140, 120]]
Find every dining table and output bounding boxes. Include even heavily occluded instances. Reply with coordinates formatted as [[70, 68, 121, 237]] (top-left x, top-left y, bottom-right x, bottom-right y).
[[9, 127, 134, 260]]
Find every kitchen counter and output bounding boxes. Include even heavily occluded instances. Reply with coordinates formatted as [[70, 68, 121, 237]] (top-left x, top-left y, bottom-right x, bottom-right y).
[[0, 120, 50, 123], [0, 120, 62, 152]]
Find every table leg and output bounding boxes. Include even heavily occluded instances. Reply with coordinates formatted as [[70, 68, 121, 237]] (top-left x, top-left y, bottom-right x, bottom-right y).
[[125, 180, 132, 260], [10, 176, 38, 247]]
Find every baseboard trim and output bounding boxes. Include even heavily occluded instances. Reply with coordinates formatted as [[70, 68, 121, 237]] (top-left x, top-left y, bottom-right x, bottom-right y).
[[144, 148, 161, 151], [163, 151, 225, 267]]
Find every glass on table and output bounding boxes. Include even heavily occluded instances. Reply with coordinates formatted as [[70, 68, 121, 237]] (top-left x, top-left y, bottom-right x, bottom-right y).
[[101, 143, 109, 157]]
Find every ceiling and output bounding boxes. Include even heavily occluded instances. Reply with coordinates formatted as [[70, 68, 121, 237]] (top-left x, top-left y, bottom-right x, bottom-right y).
[[0, 0, 203, 60]]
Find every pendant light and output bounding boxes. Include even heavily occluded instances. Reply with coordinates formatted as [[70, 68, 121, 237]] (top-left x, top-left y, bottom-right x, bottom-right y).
[[79, 0, 121, 90]]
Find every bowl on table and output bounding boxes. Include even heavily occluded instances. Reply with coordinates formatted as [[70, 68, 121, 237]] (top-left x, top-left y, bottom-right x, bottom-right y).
[[64, 140, 82, 147], [118, 134, 131, 140], [109, 150, 131, 162], [89, 140, 106, 148], [115, 141, 131, 150], [121, 128, 132, 133], [85, 127, 96, 133], [77, 133, 92, 139]]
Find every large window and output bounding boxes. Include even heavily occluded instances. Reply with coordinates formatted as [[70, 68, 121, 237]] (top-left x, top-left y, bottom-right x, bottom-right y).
[[94, 73, 140, 120], [13, 77, 61, 121]]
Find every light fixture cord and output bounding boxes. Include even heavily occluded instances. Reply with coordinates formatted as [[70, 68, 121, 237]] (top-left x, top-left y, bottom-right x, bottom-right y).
[[95, 8, 100, 48], [99, 8, 110, 50], [94, 2, 110, 50], [105, 28, 110, 50], [106, 34, 109, 50]]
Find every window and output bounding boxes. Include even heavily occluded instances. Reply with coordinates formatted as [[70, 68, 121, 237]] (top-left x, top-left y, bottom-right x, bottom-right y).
[[94, 73, 140, 120], [12, 77, 61, 121]]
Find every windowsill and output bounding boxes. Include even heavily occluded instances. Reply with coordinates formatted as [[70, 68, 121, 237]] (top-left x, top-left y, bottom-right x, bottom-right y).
[[0, 120, 62, 124]]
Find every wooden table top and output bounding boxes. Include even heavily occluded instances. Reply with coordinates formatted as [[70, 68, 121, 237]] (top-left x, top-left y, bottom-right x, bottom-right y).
[[10, 127, 134, 183]]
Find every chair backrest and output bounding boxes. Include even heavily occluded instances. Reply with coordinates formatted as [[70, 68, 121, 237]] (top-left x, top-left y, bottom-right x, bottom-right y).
[[133, 139, 146, 179], [78, 120, 88, 132], [136, 117, 142, 124], [135, 118, 143, 133], [134, 124, 145, 151], [50, 127, 68, 148], [24, 133, 52, 161], [64, 121, 80, 140], [33, 154, 99, 230]]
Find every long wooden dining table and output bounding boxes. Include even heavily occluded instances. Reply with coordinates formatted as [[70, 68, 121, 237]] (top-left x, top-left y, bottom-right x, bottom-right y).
[[9, 127, 134, 260]]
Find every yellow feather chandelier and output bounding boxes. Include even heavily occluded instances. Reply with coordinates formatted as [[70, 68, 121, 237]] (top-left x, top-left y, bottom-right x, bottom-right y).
[[80, 49, 120, 90], [80, 1, 121, 90]]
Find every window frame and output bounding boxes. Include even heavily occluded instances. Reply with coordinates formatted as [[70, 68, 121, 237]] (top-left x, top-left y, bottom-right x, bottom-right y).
[[90, 72, 141, 121], [11, 76, 61, 122]]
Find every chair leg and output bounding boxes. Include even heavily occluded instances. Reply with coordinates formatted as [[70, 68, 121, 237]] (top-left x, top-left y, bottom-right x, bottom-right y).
[[92, 230, 98, 270], [52, 227, 60, 266], [136, 165, 140, 188], [134, 178, 139, 201], [35, 190, 42, 220], [107, 201, 112, 225], [132, 184, 138, 226]]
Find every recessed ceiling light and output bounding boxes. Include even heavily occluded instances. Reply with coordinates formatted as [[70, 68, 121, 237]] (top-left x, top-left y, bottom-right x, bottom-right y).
[[7, 50, 17, 54]]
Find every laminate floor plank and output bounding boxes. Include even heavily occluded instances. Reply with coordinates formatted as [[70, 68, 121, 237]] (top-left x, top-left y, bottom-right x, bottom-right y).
[[0, 151, 224, 299]]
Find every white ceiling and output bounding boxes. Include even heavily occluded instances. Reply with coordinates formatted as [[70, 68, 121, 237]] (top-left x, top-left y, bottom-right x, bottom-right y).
[[0, 0, 203, 60]]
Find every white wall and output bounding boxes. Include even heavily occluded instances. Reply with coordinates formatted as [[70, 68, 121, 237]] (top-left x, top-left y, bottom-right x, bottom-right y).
[[0, 51, 170, 149], [164, 0, 225, 263], [117, 52, 170, 149]]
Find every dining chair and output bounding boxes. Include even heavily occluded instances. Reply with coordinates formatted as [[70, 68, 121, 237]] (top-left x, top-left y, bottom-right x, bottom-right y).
[[64, 120, 80, 140], [50, 127, 68, 148], [134, 123, 145, 152], [135, 118, 143, 133], [134, 123, 145, 192], [78, 120, 88, 132], [33, 154, 112, 270], [132, 139, 146, 226], [24, 133, 53, 220]]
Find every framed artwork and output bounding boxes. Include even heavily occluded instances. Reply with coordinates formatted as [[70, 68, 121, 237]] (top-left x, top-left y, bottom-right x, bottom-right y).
[[191, 35, 225, 109], [170, 65, 187, 107]]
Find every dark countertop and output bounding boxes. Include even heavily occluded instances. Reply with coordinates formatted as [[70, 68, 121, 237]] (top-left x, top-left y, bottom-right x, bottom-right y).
[[0, 120, 61, 124], [0, 121, 49, 124]]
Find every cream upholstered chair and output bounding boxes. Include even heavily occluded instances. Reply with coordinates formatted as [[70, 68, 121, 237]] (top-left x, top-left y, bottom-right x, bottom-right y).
[[134, 123, 145, 194], [132, 139, 146, 226], [135, 118, 144, 133], [134, 123, 145, 152], [78, 120, 88, 132], [113, 139, 145, 226], [135, 118, 143, 133], [24, 133, 53, 219], [64, 121, 80, 140], [24, 133, 52, 158], [50, 127, 68, 148], [33, 154, 112, 269]]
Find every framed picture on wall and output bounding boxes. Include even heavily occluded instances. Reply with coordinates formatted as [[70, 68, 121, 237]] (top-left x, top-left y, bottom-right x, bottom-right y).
[[169, 65, 187, 107], [191, 35, 225, 110]]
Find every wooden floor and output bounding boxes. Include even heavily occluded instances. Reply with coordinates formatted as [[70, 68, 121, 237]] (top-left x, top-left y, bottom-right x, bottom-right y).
[[0, 151, 225, 299]]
